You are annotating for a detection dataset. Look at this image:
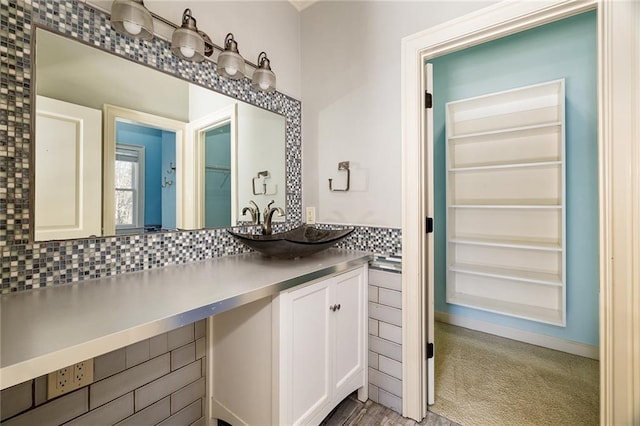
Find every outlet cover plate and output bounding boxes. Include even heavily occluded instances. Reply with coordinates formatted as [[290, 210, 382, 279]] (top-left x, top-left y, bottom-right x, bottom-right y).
[[306, 207, 316, 224], [47, 359, 94, 399]]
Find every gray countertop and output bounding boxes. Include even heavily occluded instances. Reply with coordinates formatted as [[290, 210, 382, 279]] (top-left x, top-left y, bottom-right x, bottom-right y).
[[0, 249, 371, 389]]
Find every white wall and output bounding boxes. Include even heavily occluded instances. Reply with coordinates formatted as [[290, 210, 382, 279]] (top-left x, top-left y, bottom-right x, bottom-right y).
[[301, 1, 496, 227], [87, 0, 302, 99]]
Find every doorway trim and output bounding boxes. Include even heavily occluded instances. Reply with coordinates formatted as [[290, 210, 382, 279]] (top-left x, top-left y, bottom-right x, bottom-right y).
[[400, 0, 640, 423]]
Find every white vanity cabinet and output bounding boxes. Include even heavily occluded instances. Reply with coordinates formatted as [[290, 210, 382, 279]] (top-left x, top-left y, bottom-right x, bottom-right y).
[[277, 266, 368, 425], [208, 264, 368, 426]]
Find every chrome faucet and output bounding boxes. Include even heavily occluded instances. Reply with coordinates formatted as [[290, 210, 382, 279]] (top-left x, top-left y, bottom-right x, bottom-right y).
[[262, 200, 285, 235], [242, 200, 261, 225]]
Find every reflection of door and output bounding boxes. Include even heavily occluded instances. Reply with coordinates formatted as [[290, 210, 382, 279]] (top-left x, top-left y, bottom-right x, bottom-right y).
[[103, 105, 185, 235], [35, 96, 102, 240], [184, 105, 238, 229], [203, 124, 232, 228]]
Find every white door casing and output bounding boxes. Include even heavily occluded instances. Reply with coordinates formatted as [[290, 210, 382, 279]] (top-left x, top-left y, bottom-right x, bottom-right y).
[[401, 0, 640, 423], [35, 96, 102, 241]]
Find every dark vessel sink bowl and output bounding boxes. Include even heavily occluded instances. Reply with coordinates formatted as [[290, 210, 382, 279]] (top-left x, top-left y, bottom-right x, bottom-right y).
[[228, 225, 355, 259]]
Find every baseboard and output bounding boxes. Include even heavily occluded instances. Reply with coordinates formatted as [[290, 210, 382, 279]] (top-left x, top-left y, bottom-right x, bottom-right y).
[[435, 311, 599, 360]]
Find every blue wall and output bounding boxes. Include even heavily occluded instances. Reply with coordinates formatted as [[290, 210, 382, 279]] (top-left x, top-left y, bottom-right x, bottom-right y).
[[204, 124, 232, 228], [431, 11, 598, 345]]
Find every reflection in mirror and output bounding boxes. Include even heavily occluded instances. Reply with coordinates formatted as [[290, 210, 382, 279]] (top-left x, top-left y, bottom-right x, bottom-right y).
[[102, 105, 186, 237], [204, 123, 232, 228], [34, 95, 102, 241], [34, 28, 286, 242], [114, 121, 177, 234]]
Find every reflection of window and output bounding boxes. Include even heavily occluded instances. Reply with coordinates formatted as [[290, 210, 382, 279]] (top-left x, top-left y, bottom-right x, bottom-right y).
[[115, 145, 145, 232]]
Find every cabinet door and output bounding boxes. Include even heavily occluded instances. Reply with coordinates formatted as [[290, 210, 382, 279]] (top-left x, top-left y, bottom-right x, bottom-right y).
[[282, 279, 332, 425], [332, 267, 366, 401]]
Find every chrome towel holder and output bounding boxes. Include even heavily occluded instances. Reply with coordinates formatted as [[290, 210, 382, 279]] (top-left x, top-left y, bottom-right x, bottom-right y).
[[329, 161, 350, 192], [253, 170, 277, 195]]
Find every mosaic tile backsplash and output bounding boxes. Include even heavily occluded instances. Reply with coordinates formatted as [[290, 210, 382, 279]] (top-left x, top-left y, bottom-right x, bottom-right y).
[[0, 0, 401, 293]]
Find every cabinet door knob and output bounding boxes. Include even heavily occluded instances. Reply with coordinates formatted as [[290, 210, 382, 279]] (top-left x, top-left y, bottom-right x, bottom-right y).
[[329, 305, 335, 311], [336, 304, 341, 311]]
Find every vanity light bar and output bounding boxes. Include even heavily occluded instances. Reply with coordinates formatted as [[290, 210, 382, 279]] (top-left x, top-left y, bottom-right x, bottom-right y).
[[109, 2, 275, 90], [117, 5, 261, 69]]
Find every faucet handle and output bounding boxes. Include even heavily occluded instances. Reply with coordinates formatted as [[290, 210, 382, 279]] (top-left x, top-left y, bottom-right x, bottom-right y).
[[242, 200, 261, 225], [264, 200, 275, 215]]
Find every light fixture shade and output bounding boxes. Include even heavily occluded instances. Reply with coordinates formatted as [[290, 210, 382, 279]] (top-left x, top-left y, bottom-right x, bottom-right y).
[[172, 28, 205, 62], [251, 52, 276, 92], [217, 33, 246, 80], [110, 0, 154, 41], [171, 9, 205, 62]]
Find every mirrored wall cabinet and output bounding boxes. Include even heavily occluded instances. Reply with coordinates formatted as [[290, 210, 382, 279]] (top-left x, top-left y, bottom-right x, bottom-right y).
[[445, 79, 566, 326]]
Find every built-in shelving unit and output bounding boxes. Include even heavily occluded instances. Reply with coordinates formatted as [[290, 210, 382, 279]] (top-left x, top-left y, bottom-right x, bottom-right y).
[[445, 80, 566, 326]]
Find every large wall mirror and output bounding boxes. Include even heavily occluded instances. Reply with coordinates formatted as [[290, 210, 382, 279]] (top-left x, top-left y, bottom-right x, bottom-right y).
[[33, 28, 286, 242]]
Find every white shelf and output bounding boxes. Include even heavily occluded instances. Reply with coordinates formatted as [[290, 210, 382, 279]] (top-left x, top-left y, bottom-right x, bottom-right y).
[[450, 160, 562, 172], [448, 122, 562, 141], [446, 79, 564, 138], [446, 79, 566, 326], [449, 237, 562, 252], [449, 204, 561, 209], [447, 293, 564, 326], [449, 263, 562, 287]]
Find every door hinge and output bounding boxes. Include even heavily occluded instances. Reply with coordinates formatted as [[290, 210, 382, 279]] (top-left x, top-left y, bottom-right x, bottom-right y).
[[426, 217, 433, 234], [425, 91, 433, 109], [427, 342, 434, 359]]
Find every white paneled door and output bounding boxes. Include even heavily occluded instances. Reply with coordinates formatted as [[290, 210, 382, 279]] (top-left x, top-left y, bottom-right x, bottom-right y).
[[35, 96, 102, 241]]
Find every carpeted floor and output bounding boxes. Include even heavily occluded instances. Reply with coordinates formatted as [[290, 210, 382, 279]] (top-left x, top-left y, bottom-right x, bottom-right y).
[[429, 322, 599, 426]]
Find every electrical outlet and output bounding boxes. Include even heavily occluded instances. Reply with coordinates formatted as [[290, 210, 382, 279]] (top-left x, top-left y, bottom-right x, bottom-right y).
[[73, 359, 93, 387], [56, 367, 69, 390], [306, 207, 316, 224], [47, 359, 94, 399]]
